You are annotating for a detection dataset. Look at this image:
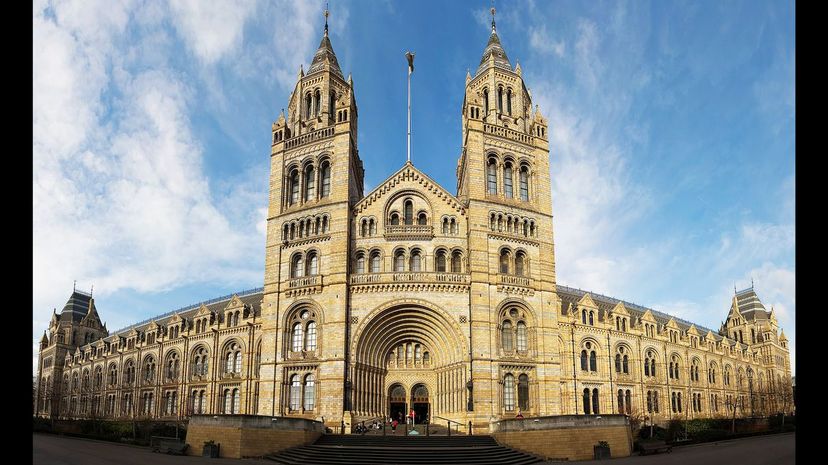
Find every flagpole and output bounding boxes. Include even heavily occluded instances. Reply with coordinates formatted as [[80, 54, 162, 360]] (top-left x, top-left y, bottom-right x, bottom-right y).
[[406, 51, 414, 164]]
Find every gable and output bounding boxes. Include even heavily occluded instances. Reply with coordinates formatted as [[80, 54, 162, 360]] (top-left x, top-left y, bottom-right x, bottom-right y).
[[354, 162, 466, 216]]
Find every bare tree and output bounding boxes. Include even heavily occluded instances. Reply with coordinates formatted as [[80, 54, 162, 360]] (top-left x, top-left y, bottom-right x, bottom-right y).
[[725, 394, 743, 434]]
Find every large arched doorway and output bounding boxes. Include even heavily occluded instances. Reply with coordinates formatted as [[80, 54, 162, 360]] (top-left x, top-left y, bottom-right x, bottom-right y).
[[388, 384, 407, 423], [350, 302, 469, 422], [411, 383, 429, 424]]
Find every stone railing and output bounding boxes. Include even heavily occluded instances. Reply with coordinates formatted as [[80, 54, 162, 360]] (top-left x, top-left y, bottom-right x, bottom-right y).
[[484, 123, 534, 145], [500, 274, 531, 287], [384, 225, 434, 240], [288, 275, 322, 289], [284, 126, 335, 150], [350, 272, 469, 286]]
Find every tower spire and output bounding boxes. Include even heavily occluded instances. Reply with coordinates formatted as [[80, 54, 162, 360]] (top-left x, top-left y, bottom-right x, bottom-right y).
[[324, 2, 329, 37], [491, 2, 496, 33]]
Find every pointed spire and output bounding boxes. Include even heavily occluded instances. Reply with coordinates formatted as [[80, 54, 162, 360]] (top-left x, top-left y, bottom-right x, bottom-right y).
[[491, 4, 496, 33], [348, 72, 353, 87], [515, 60, 522, 76], [307, 5, 343, 78], [476, 2, 512, 76], [465, 68, 471, 84], [41, 331, 49, 345], [298, 64, 304, 78], [324, 2, 329, 37]]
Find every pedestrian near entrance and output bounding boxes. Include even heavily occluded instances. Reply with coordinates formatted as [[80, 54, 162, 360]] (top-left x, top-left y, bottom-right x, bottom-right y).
[[516, 409, 524, 419], [409, 408, 415, 425]]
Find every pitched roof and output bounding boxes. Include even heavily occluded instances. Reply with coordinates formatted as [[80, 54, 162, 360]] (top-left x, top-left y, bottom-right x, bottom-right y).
[[307, 29, 343, 78], [557, 285, 723, 341], [734, 287, 769, 320], [59, 290, 95, 323], [476, 29, 512, 76]]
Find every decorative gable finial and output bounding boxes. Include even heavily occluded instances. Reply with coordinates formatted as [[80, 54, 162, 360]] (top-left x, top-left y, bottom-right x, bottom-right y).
[[491, 1, 496, 33], [324, 2, 329, 37]]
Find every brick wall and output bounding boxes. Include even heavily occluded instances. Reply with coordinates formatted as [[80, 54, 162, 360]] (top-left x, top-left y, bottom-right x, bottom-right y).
[[492, 415, 633, 461], [185, 415, 323, 458]]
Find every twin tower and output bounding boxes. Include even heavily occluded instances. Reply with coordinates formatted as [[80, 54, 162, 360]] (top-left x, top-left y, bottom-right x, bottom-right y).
[[260, 13, 558, 428]]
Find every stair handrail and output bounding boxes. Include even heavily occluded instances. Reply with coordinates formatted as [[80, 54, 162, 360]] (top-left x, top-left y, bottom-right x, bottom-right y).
[[431, 415, 468, 435]]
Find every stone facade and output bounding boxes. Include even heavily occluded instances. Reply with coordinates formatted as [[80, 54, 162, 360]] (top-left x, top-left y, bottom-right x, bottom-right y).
[[34, 13, 793, 431]]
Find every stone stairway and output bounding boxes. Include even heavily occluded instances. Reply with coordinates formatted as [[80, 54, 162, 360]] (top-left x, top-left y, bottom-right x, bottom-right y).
[[265, 433, 544, 464]]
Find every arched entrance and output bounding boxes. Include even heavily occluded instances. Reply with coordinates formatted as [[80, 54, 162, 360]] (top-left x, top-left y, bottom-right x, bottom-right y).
[[388, 384, 407, 423], [411, 383, 429, 424], [350, 302, 469, 421]]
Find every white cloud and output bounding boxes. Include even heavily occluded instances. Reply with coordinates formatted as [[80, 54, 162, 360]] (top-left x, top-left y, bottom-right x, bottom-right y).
[[529, 26, 564, 57], [169, 0, 258, 65]]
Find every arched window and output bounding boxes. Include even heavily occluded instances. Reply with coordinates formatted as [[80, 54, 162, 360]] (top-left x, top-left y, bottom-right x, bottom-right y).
[[450, 218, 457, 234], [291, 254, 304, 278], [404, 200, 413, 225], [320, 161, 331, 198], [583, 388, 591, 414], [165, 352, 180, 381], [303, 374, 315, 410], [417, 212, 427, 225], [507, 89, 512, 115], [304, 93, 312, 118], [515, 251, 525, 276], [306, 251, 318, 276], [394, 250, 405, 272], [618, 389, 625, 414], [289, 375, 301, 410], [305, 321, 317, 351], [582, 309, 587, 325], [502, 321, 513, 351], [329, 92, 335, 119], [451, 251, 462, 273], [497, 87, 503, 112], [483, 89, 489, 115], [487, 159, 498, 194], [442, 218, 449, 234], [289, 169, 300, 205], [292, 323, 303, 352], [355, 252, 365, 274], [589, 350, 597, 372], [589, 311, 594, 326], [314, 90, 321, 117], [390, 212, 400, 225], [503, 162, 513, 198], [143, 357, 156, 384], [615, 353, 622, 373], [499, 249, 510, 274], [410, 250, 421, 271], [580, 350, 588, 371], [623, 354, 629, 374], [518, 374, 529, 410], [519, 166, 529, 201], [503, 374, 515, 411], [370, 251, 381, 272], [436, 250, 446, 272], [304, 165, 315, 201], [516, 322, 527, 351], [108, 365, 118, 386], [592, 388, 600, 414], [625, 390, 632, 414]]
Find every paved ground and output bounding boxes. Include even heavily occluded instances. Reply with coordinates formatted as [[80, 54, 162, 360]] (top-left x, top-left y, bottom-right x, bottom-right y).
[[33, 434, 275, 465], [558, 432, 795, 465], [34, 432, 794, 465]]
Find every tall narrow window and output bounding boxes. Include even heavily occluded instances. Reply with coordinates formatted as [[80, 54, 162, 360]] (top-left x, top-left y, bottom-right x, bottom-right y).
[[404, 201, 413, 225], [504, 163, 513, 198], [487, 160, 498, 194], [589, 351, 597, 372], [516, 322, 527, 351], [583, 389, 591, 414], [503, 374, 515, 411], [507, 89, 512, 115], [291, 255, 304, 278], [305, 94, 312, 118], [502, 321, 513, 351], [305, 322, 317, 351], [515, 252, 525, 276], [410, 250, 421, 271], [581, 350, 588, 371], [292, 323, 303, 352], [417, 212, 427, 225], [618, 389, 625, 413], [306, 252, 318, 275], [483, 89, 489, 115], [304, 165, 315, 201], [329, 92, 335, 119], [314, 90, 321, 117], [497, 87, 503, 112], [519, 167, 529, 201], [592, 388, 600, 414], [320, 162, 331, 198], [289, 375, 301, 410], [370, 252, 381, 272], [451, 251, 462, 273], [436, 251, 446, 272], [499, 250, 510, 274], [356, 253, 365, 273], [289, 170, 300, 205], [518, 374, 529, 410], [390, 213, 400, 225], [394, 251, 405, 272], [303, 374, 315, 410]]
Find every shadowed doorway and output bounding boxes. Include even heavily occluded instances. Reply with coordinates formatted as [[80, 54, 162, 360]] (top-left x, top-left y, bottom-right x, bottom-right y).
[[411, 383, 429, 424], [389, 384, 406, 423]]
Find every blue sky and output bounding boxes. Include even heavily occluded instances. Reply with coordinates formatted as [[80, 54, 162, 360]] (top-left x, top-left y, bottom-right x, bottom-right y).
[[33, 0, 795, 375]]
